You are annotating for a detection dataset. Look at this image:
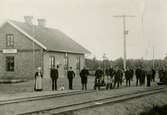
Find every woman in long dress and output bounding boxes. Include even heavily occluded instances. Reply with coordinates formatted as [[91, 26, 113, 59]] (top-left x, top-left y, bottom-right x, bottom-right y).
[[34, 67, 43, 91]]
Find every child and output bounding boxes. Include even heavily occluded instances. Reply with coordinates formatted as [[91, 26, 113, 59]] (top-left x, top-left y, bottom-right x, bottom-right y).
[[58, 84, 65, 91]]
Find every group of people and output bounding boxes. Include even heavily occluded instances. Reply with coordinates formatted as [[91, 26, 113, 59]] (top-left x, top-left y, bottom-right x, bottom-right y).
[[34, 66, 89, 91], [94, 66, 126, 90], [158, 68, 167, 84], [49, 65, 76, 91], [33, 65, 164, 92], [94, 66, 157, 90]]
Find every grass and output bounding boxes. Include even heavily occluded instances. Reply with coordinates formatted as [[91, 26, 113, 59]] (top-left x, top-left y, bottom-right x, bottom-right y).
[[140, 105, 167, 115]]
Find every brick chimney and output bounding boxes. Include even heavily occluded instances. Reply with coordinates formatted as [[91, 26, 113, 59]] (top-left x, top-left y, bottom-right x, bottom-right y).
[[24, 16, 33, 25], [37, 18, 46, 27]]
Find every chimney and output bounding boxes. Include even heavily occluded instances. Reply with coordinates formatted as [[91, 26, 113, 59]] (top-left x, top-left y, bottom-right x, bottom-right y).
[[24, 16, 33, 25], [37, 18, 46, 27]]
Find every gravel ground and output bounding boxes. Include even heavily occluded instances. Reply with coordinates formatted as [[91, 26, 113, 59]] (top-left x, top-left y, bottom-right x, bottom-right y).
[[73, 91, 167, 115], [0, 86, 164, 115]]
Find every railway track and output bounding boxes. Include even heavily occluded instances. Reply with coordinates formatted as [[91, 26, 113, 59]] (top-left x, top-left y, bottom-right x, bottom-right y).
[[0, 89, 96, 105], [0, 85, 140, 105], [16, 86, 166, 115]]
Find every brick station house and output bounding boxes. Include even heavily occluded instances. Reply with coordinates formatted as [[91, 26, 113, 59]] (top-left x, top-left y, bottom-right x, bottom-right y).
[[0, 16, 90, 80]]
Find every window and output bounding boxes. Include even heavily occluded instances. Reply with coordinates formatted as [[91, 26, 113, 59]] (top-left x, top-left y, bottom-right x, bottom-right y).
[[6, 34, 14, 48], [6, 56, 14, 72], [76, 56, 80, 70], [64, 53, 68, 70], [49, 56, 55, 69]]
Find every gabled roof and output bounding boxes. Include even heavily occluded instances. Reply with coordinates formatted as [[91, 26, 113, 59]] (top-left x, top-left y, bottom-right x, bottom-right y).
[[7, 20, 90, 54]]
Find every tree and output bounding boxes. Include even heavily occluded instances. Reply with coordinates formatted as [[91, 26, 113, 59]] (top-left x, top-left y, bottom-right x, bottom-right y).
[[85, 57, 100, 70]]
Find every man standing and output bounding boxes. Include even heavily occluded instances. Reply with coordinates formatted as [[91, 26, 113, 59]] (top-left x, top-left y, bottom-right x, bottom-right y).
[[94, 67, 103, 90], [67, 67, 75, 90], [159, 69, 164, 82], [125, 68, 131, 86], [152, 69, 156, 82], [129, 68, 134, 80], [146, 67, 152, 87], [108, 67, 115, 89], [105, 67, 113, 89], [141, 69, 146, 86], [80, 67, 89, 90], [135, 67, 142, 86], [50, 65, 59, 91], [114, 66, 122, 88]]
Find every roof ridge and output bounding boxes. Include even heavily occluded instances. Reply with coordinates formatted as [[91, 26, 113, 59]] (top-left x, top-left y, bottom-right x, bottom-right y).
[[7, 20, 47, 50], [7, 20, 90, 54], [9, 19, 59, 30]]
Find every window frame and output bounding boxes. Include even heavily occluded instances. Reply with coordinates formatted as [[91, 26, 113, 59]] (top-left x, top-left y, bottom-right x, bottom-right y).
[[6, 56, 15, 72], [64, 53, 69, 70], [49, 56, 55, 69], [76, 56, 81, 70], [6, 34, 14, 48]]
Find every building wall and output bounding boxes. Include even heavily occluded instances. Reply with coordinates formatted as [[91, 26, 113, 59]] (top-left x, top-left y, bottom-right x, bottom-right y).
[[0, 23, 43, 79], [0, 22, 86, 80], [43, 52, 85, 78]]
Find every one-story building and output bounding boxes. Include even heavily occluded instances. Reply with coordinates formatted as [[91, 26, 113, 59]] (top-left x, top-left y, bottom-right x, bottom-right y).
[[0, 16, 90, 80]]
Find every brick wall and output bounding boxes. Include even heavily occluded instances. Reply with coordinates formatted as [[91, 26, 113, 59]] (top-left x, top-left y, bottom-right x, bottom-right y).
[[0, 23, 43, 79]]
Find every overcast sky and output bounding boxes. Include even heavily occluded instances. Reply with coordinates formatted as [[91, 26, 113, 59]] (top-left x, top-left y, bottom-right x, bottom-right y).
[[0, 0, 167, 60]]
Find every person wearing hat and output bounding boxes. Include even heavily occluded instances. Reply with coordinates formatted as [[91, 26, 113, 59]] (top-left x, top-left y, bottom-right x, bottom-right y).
[[50, 65, 59, 91], [94, 67, 104, 90], [113, 66, 122, 88], [125, 67, 131, 86], [162, 65, 167, 85], [80, 66, 89, 90], [108, 67, 115, 89], [146, 66, 152, 87], [151, 68, 156, 82], [34, 67, 43, 91], [135, 67, 142, 86], [67, 67, 75, 90]]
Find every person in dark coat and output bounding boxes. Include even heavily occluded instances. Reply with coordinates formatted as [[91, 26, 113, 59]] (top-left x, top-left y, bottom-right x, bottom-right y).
[[109, 67, 115, 80], [113, 66, 122, 88], [163, 67, 167, 85], [158, 69, 164, 82], [50, 65, 59, 91], [94, 67, 103, 90], [125, 68, 131, 86], [80, 67, 89, 90], [105, 68, 110, 77], [107, 67, 115, 89], [152, 69, 156, 82], [140, 69, 146, 86], [67, 67, 75, 90], [135, 68, 142, 86], [105, 68, 111, 90], [119, 69, 123, 86], [129, 69, 134, 80], [146, 67, 152, 87]]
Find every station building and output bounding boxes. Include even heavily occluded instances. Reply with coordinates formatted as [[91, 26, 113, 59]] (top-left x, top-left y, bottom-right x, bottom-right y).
[[0, 17, 90, 80]]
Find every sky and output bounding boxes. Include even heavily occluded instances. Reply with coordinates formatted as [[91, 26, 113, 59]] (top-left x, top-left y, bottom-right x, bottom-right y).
[[0, 0, 167, 60]]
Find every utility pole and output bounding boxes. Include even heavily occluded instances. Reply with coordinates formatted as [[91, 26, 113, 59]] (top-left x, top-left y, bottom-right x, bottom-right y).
[[113, 15, 135, 71], [152, 47, 155, 69], [102, 53, 107, 77]]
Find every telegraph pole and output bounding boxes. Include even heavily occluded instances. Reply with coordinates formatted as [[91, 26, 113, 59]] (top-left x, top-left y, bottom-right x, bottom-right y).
[[102, 53, 107, 77], [152, 47, 155, 69], [113, 15, 135, 71]]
